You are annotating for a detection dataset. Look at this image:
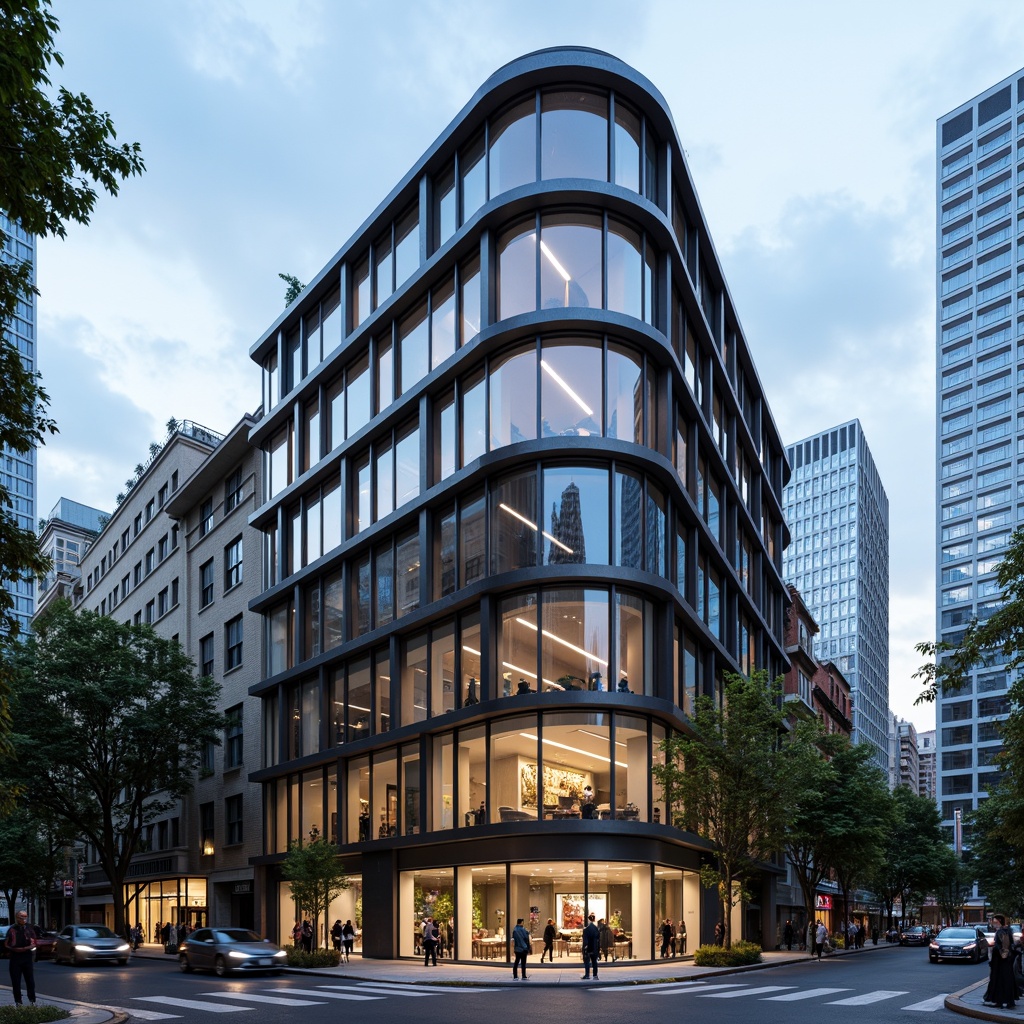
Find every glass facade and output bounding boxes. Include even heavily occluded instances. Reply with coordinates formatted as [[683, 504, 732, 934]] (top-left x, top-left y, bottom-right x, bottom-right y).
[[782, 421, 890, 772], [249, 49, 790, 961], [934, 70, 1024, 847]]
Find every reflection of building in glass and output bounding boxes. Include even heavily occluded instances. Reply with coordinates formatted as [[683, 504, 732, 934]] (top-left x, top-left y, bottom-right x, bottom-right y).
[[251, 49, 792, 961], [548, 482, 585, 563]]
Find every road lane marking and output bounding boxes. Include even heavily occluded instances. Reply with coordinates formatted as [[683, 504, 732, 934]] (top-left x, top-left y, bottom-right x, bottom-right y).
[[762, 988, 852, 1001], [133, 997, 252, 1013], [826, 990, 909, 1005], [351, 982, 504, 994], [701, 986, 797, 998], [265, 988, 382, 1001], [127, 1012, 180, 1020], [602, 981, 711, 992], [319, 985, 439, 997], [200, 993, 327, 1006], [648, 984, 747, 996], [902, 994, 949, 1011]]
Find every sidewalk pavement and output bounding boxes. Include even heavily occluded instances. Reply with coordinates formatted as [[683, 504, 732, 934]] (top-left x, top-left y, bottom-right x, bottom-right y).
[[1, 940, 1014, 1023]]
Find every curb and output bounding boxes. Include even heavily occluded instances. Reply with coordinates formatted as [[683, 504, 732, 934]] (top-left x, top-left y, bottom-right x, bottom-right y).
[[945, 978, 1022, 1023]]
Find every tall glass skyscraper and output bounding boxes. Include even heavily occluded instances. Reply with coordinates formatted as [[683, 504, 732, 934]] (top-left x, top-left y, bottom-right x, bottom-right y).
[[782, 420, 890, 772], [0, 214, 37, 637], [934, 70, 1024, 842]]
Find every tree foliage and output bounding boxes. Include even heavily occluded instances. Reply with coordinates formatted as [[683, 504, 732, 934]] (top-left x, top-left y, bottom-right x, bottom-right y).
[[278, 273, 305, 307], [282, 825, 349, 948], [966, 794, 1024, 918], [653, 670, 795, 949], [931, 846, 975, 925], [4, 601, 222, 936], [0, 0, 144, 754], [0, 804, 71, 918]]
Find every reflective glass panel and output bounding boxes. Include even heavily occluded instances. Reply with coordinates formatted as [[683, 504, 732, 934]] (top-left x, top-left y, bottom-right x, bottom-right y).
[[438, 390, 455, 482], [541, 588, 609, 691], [616, 593, 651, 695], [347, 354, 371, 437], [460, 134, 486, 224], [499, 591, 539, 694], [394, 207, 418, 288], [497, 220, 536, 320], [607, 221, 643, 319], [489, 98, 536, 197], [540, 214, 601, 310], [463, 372, 486, 464], [460, 491, 486, 587], [375, 542, 393, 627], [543, 465, 609, 566], [395, 424, 420, 508], [614, 469, 643, 569], [490, 470, 538, 575], [431, 621, 455, 717], [541, 90, 608, 181], [395, 531, 421, 618], [376, 443, 393, 521], [489, 345, 537, 449], [461, 256, 481, 345], [613, 100, 641, 192], [431, 278, 456, 369], [541, 341, 602, 437], [606, 345, 643, 442], [435, 506, 455, 599], [400, 303, 429, 393], [401, 633, 428, 726]]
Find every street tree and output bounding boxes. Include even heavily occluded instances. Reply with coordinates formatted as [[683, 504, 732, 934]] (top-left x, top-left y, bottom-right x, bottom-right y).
[[0, 805, 70, 918], [5, 601, 222, 936], [866, 786, 945, 928], [931, 846, 975, 926], [653, 670, 794, 949], [281, 825, 349, 949], [966, 791, 1024, 919], [0, 0, 144, 756]]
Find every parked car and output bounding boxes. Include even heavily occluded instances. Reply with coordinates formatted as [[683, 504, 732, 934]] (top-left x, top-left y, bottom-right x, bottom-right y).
[[983, 926, 1022, 947], [929, 926, 989, 963], [0, 925, 57, 960], [53, 925, 131, 965], [178, 928, 286, 976], [900, 926, 931, 946]]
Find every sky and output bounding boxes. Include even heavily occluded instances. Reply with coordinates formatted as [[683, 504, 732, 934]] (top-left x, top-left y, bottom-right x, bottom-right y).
[[32, 0, 1024, 733]]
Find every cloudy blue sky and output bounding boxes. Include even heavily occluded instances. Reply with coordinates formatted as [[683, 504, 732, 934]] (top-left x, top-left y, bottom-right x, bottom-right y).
[[34, 0, 1024, 730]]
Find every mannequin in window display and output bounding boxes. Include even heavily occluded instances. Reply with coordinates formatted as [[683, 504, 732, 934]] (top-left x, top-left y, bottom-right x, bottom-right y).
[[465, 677, 479, 705]]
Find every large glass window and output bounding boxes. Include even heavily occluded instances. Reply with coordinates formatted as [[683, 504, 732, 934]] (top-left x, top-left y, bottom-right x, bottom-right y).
[[460, 491, 486, 586], [461, 135, 486, 224], [432, 278, 456, 369], [607, 221, 643, 319], [613, 100, 641, 192], [541, 588, 609, 692], [541, 90, 607, 181], [430, 621, 456, 717], [461, 255, 481, 345], [463, 372, 486, 464], [499, 592, 540, 695], [436, 506, 455, 599], [614, 469, 643, 570], [617, 593, 651, 695], [401, 633, 428, 727], [490, 470, 538, 575], [399, 303, 429, 394], [541, 214, 601, 310], [497, 221, 536, 320], [490, 99, 536, 198], [490, 346, 537, 448], [491, 715, 537, 820], [395, 424, 420, 507], [541, 341, 602, 436], [543, 465, 609, 565], [347, 353, 371, 437], [606, 345, 643, 442], [395, 530, 421, 618], [461, 612, 482, 708]]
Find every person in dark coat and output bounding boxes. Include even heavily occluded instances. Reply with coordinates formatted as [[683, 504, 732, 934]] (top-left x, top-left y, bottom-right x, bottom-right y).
[[5, 911, 36, 1006], [985, 915, 1017, 1009], [511, 918, 531, 980], [783, 919, 794, 950], [660, 919, 672, 957], [540, 918, 556, 963], [330, 919, 343, 951], [598, 919, 614, 961], [342, 920, 355, 962], [581, 913, 600, 980]]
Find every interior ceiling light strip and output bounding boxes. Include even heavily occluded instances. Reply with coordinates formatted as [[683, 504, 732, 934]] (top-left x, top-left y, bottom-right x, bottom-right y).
[[499, 502, 573, 554], [540, 358, 594, 417], [515, 616, 609, 667], [520, 731, 626, 768]]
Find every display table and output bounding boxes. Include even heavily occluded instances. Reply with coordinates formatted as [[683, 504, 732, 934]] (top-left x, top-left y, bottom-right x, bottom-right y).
[[473, 937, 506, 960]]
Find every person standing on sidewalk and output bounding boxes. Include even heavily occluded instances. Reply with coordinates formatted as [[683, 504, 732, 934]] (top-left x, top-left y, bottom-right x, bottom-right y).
[[815, 920, 829, 961], [581, 913, 600, 980], [5, 910, 37, 1006], [511, 918, 531, 980]]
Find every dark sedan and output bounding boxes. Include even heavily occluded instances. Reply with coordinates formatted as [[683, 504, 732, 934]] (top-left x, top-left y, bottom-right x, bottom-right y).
[[929, 926, 989, 963], [178, 928, 286, 976], [900, 926, 931, 946], [54, 925, 131, 965]]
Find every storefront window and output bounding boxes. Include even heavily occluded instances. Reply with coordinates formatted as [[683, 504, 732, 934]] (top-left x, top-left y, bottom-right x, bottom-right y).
[[541, 90, 607, 181], [540, 711, 607, 818], [541, 341, 602, 437], [490, 470, 538, 575], [490, 345, 537, 449], [490, 98, 536, 198], [541, 588, 609, 692]]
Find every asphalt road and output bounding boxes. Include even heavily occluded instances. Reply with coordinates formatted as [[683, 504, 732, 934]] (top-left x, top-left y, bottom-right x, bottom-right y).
[[23, 946, 983, 1024]]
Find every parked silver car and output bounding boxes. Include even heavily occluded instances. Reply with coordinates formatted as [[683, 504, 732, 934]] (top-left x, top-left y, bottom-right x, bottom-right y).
[[178, 928, 286, 976], [54, 925, 131, 966]]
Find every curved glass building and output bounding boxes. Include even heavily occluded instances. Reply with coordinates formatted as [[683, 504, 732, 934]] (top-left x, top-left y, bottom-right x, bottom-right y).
[[249, 47, 791, 961]]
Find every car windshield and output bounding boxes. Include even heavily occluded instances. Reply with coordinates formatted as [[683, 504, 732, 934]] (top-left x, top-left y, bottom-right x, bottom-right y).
[[937, 928, 976, 939], [77, 927, 116, 938], [214, 930, 263, 943]]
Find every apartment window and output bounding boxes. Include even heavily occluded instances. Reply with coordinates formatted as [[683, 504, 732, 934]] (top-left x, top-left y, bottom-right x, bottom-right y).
[[121, 528, 130, 552], [200, 559, 214, 608], [158, 534, 168, 562], [224, 704, 243, 769], [171, 524, 179, 551], [199, 802, 214, 856], [201, 739, 215, 774], [200, 633, 214, 677], [224, 467, 244, 513], [133, 513, 142, 536], [144, 599, 155, 624], [200, 498, 214, 537], [145, 548, 155, 575], [158, 483, 168, 509], [145, 498, 155, 523], [225, 794, 243, 846], [157, 587, 168, 618], [121, 574, 130, 600], [171, 470, 179, 491], [171, 578, 179, 607], [224, 536, 243, 590], [225, 615, 243, 671]]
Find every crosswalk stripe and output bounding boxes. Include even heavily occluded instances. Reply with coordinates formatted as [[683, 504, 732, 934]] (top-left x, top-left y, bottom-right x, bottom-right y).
[[603, 981, 704, 992], [350, 982, 504, 994], [648, 983, 746, 996], [826, 990, 909, 1005], [902, 994, 949, 1011], [322, 986, 436, 998], [133, 997, 252, 1013], [126, 1011, 180, 1020], [200, 993, 326, 1006], [265, 988, 382, 1002], [701, 986, 797, 999], [762, 988, 851, 1001]]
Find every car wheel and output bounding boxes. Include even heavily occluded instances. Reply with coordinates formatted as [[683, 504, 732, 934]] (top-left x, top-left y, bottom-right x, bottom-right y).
[[178, 955, 192, 973], [214, 955, 228, 977], [118, 959, 129, 966]]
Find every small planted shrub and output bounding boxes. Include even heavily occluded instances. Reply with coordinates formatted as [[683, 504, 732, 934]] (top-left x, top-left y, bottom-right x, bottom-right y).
[[285, 945, 342, 967], [692, 940, 763, 967], [0, 1007, 71, 1024]]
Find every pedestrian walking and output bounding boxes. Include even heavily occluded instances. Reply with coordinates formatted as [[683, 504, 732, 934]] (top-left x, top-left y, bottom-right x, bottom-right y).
[[422, 916, 439, 966], [581, 913, 600, 980], [330, 919, 343, 951], [511, 918, 531, 980], [5, 910, 37, 1006], [540, 918, 556, 963], [783, 919, 794, 951], [342, 920, 355, 962], [815, 920, 829, 960]]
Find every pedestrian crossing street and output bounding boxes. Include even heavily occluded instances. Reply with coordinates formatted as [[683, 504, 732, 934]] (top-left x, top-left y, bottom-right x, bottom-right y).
[[594, 980, 950, 1011], [130, 982, 501, 1019]]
